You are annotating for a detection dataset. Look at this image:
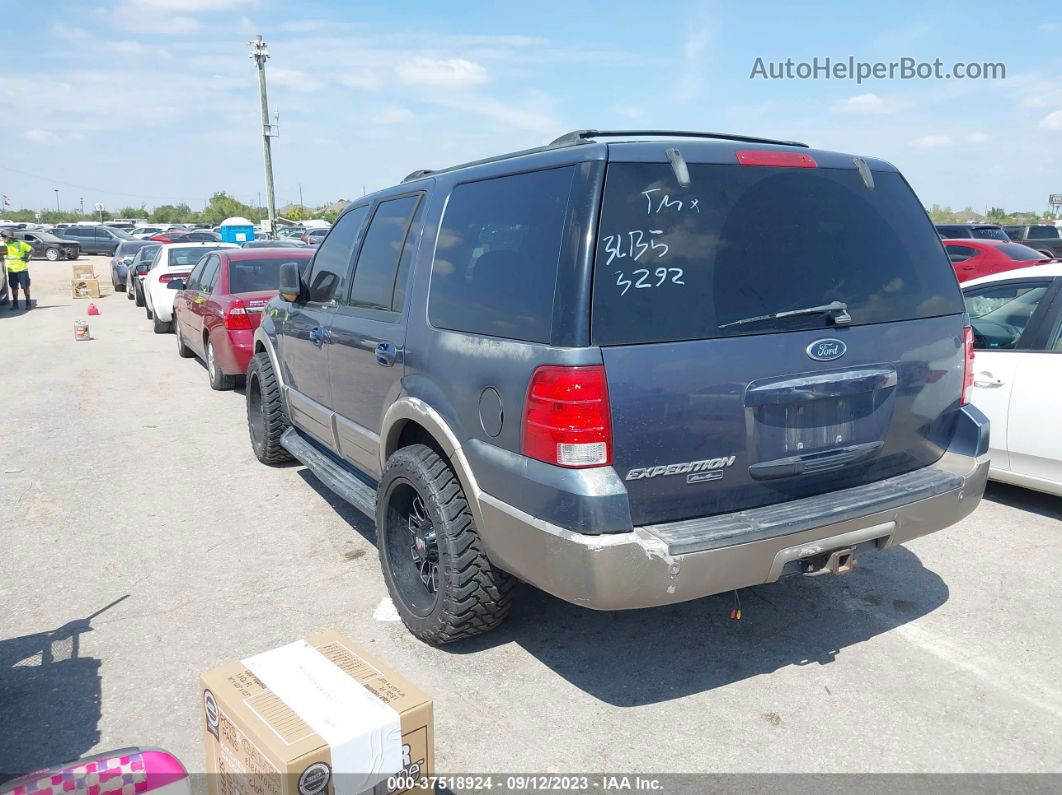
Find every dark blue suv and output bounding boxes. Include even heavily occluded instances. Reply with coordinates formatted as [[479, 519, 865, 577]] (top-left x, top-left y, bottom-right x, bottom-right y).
[[246, 130, 990, 644]]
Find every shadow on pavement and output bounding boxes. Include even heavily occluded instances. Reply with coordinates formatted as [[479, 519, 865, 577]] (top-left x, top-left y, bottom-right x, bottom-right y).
[[0, 595, 129, 783], [982, 481, 1061, 521], [298, 465, 949, 706]]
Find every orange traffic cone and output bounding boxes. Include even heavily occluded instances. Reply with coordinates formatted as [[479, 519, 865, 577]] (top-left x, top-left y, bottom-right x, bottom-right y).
[[87, 303, 100, 316]]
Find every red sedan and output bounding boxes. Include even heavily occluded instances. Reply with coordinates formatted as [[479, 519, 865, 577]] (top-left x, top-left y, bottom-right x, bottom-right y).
[[943, 239, 1053, 282], [172, 248, 313, 389]]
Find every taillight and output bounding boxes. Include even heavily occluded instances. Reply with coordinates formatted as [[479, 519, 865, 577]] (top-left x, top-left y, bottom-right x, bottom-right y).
[[523, 365, 612, 468], [158, 273, 174, 283], [224, 299, 252, 330], [736, 149, 817, 168], [961, 326, 975, 406]]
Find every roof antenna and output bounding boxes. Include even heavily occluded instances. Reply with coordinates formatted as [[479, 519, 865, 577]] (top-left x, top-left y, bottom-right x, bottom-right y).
[[853, 157, 874, 190], [665, 147, 690, 187]]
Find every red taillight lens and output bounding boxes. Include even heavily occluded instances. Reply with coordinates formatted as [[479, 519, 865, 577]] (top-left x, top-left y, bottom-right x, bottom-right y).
[[736, 149, 817, 168], [158, 273, 174, 283], [224, 299, 252, 330], [961, 326, 975, 406], [523, 365, 612, 468]]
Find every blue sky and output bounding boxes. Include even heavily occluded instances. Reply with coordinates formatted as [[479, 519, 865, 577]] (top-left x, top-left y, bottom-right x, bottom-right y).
[[1, 0, 1060, 214]]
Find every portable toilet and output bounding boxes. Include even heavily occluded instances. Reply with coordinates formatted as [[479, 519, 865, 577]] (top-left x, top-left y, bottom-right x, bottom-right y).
[[219, 216, 255, 243]]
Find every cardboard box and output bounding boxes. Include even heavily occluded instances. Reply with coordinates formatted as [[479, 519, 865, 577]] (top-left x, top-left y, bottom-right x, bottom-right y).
[[200, 632, 433, 795], [72, 263, 95, 279], [70, 278, 101, 298]]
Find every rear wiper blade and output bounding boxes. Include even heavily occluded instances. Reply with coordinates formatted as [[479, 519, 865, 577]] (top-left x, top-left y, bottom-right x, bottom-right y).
[[718, 300, 851, 330]]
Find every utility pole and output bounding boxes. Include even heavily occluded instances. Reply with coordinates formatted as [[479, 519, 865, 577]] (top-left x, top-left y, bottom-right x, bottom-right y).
[[54, 189, 60, 212], [249, 35, 277, 239], [80, 197, 84, 215], [298, 183, 304, 214]]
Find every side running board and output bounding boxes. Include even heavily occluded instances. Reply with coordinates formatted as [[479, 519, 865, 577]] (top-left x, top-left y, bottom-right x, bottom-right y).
[[280, 428, 377, 518]]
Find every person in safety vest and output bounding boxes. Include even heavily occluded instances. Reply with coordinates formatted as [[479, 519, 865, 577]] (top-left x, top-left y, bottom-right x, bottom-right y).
[[2, 230, 33, 310]]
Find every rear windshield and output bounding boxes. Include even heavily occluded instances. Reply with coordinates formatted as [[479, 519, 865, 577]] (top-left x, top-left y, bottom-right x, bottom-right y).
[[1028, 225, 1061, 240], [592, 163, 964, 345], [970, 226, 1009, 241], [168, 246, 225, 266], [228, 257, 308, 293], [999, 243, 1047, 261]]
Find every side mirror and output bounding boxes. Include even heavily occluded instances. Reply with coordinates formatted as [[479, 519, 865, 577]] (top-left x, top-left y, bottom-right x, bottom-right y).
[[167, 278, 185, 290], [278, 260, 302, 302]]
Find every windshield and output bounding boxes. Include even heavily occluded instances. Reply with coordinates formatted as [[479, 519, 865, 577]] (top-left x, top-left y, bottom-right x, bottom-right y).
[[592, 163, 964, 345], [228, 257, 309, 293]]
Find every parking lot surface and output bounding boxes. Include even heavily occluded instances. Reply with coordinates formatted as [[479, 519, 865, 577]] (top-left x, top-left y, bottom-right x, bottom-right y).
[[2, 256, 1061, 777]]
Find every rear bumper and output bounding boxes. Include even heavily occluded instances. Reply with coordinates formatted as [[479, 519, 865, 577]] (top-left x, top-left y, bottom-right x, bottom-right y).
[[215, 330, 254, 376], [476, 406, 990, 611]]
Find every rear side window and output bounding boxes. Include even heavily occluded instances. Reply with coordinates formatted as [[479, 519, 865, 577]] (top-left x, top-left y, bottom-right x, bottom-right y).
[[945, 244, 978, 263], [592, 163, 964, 345], [963, 281, 1051, 350], [429, 166, 575, 343], [1028, 226, 1060, 240], [305, 206, 369, 303], [348, 195, 420, 311]]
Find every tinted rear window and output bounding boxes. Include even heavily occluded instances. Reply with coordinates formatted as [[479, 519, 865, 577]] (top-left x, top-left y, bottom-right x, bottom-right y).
[[970, 226, 1009, 241], [592, 163, 964, 345], [429, 166, 575, 343], [228, 257, 309, 293], [1028, 225, 1061, 240], [168, 246, 225, 266]]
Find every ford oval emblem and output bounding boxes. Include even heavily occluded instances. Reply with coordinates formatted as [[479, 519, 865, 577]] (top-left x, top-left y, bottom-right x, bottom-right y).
[[806, 338, 847, 361]]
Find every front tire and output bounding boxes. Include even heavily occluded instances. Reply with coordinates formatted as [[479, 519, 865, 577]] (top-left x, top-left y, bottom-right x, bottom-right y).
[[45, 247, 59, 261], [246, 351, 292, 464], [206, 339, 234, 389], [377, 444, 514, 644]]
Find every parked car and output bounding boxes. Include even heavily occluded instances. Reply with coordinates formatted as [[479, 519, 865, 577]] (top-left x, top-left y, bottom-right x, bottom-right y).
[[126, 244, 161, 305], [934, 223, 1009, 241], [142, 242, 238, 333], [277, 226, 306, 239], [942, 239, 1053, 282], [56, 224, 134, 255], [962, 263, 1062, 496], [1001, 225, 1062, 259], [148, 230, 189, 244], [109, 239, 158, 291], [240, 238, 308, 248], [179, 230, 221, 242], [245, 129, 989, 644], [13, 229, 81, 261], [172, 248, 314, 389], [300, 228, 328, 246], [130, 226, 169, 239]]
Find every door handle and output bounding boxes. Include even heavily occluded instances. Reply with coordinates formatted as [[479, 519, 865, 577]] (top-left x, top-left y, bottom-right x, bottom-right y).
[[973, 371, 1004, 388], [309, 326, 325, 346], [375, 342, 398, 367]]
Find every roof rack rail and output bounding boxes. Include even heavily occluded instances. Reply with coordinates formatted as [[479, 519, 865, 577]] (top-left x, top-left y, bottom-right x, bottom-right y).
[[399, 128, 810, 184], [548, 129, 809, 148]]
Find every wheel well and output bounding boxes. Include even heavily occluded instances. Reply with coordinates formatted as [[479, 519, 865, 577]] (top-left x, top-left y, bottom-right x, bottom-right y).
[[254, 340, 265, 354], [392, 420, 447, 461]]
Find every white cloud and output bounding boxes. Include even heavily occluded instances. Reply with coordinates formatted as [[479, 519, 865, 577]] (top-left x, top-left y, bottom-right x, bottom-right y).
[[108, 40, 156, 56], [1038, 22, 1060, 32], [913, 134, 952, 147], [51, 23, 89, 40], [676, 25, 710, 100], [371, 106, 415, 125], [831, 93, 905, 114], [1040, 110, 1062, 130], [967, 131, 990, 143], [395, 57, 488, 87], [24, 129, 59, 143], [268, 68, 324, 93]]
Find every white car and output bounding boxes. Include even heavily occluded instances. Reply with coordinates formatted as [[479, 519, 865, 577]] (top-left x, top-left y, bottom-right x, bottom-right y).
[[129, 226, 169, 239], [962, 263, 1062, 496], [143, 242, 238, 333]]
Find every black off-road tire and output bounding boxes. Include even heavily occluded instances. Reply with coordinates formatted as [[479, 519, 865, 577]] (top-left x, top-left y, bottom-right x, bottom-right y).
[[377, 444, 514, 644], [246, 352, 292, 464]]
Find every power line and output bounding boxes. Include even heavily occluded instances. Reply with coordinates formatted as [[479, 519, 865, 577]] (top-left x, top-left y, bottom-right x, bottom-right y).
[[0, 163, 195, 205]]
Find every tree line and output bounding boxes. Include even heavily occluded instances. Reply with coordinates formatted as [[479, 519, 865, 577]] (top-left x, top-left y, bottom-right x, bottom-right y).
[[927, 204, 1057, 225], [1, 192, 343, 225]]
